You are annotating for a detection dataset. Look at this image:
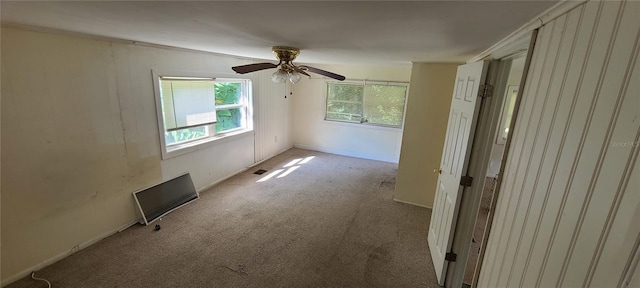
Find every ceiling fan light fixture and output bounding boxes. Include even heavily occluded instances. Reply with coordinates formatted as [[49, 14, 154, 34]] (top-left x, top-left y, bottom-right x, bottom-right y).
[[288, 70, 301, 84], [271, 69, 288, 83], [232, 46, 345, 82]]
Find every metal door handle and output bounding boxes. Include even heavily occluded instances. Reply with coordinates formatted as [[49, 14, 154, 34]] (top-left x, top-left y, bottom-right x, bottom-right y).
[[434, 168, 442, 174]]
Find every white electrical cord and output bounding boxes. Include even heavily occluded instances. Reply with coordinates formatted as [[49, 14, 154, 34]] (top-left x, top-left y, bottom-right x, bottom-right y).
[[31, 271, 52, 288]]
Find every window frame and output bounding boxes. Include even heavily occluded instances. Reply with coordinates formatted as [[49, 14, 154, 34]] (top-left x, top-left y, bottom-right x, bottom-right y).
[[152, 70, 254, 159], [324, 79, 410, 128]]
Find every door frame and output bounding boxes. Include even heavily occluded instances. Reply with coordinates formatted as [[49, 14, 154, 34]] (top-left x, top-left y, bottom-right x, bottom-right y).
[[443, 30, 538, 288]]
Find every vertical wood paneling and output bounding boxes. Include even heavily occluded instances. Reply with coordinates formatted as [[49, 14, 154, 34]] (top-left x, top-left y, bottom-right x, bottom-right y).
[[479, 1, 640, 287], [563, 2, 638, 285], [478, 20, 550, 287], [519, 10, 578, 287], [590, 43, 639, 287], [535, 3, 600, 286], [482, 19, 557, 288], [507, 15, 567, 287], [254, 71, 291, 163]]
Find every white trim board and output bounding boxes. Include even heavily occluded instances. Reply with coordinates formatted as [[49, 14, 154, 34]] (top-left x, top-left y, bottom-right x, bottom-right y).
[[393, 198, 431, 209], [293, 144, 399, 163]]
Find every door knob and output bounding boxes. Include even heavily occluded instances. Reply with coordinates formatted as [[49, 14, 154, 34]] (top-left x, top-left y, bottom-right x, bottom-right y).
[[434, 168, 442, 174]]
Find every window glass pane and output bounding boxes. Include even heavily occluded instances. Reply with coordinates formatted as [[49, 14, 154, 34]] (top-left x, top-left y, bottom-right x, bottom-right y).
[[326, 83, 363, 121], [326, 101, 362, 121], [165, 126, 207, 145], [363, 84, 407, 126], [216, 108, 242, 133], [327, 83, 363, 102], [215, 82, 241, 105]]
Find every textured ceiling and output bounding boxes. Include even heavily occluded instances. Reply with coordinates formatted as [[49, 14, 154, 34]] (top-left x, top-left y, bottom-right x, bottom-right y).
[[1, 1, 558, 65]]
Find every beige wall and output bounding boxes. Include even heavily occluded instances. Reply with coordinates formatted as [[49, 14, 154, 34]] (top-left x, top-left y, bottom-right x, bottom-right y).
[[1, 27, 292, 284], [292, 64, 411, 163], [393, 63, 458, 208]]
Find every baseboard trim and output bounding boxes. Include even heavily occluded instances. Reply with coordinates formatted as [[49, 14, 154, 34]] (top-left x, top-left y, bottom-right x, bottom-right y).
[[393, 198, 432, 209], [199, 146, 293, 193], [196, 167, 249, 194], [1, 218, 139, 287], [250, 146, 294, 168], [293, 144, 398, 163]]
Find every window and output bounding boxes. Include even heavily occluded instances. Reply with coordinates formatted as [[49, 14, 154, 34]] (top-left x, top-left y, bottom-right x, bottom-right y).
[[153, 73, 252, 158], [325, 80, 408, 127]]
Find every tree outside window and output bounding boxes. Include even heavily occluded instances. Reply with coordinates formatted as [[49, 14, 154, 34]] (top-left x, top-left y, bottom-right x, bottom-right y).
[[325, 81, 408, 127], [214, 82, 244, 133]]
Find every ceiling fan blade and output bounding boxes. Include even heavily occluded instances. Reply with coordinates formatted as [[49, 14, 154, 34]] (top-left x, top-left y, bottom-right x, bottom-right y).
[[300, 65, 346, 81], [292, 66, 310, 77], [232, 63, 278, 74]]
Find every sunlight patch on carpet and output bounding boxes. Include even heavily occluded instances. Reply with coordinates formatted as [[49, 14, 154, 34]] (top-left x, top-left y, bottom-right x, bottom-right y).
[[277, 166, 300, 178], [284, 158, 302, 167], [256, 155, 315, 182], [257, 169, 284, 182], [299, 156, 315, 164]]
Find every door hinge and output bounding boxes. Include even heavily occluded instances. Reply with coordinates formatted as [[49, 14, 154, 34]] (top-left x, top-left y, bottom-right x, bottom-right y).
[[460, 175, 473, 187], [445, 252, 457, 262], [479, 84, 493, 98]]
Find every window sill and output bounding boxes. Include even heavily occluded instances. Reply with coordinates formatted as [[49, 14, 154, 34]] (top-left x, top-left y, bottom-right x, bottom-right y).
[[324, 119, 403, 131], [162, 129, 254, 160]]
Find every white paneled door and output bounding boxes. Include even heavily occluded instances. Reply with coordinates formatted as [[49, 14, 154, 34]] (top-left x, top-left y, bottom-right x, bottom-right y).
[[428, 61, 488, 285]]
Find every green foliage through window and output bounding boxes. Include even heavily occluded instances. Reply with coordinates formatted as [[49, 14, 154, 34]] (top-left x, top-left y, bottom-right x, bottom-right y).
[[215, 108, 242, 133], [326, 81, 408, 127], [214, 82, 244, 133], [215, 82, 241, 105], [165, 127, 207, 145]]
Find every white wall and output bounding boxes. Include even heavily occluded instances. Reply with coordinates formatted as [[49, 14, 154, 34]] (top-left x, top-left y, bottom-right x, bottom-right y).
[[479, 1, 640, 287], [393, 63, 458, 208], [291, 64, 411, 163], [0, 27, 292, 284]]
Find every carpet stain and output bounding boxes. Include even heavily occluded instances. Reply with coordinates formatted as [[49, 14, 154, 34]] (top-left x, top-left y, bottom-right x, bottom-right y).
[[368, 245, 392, 262], [219, 264, 249, 276], [378, 177, 396, 188], [364, 242, 394, 284]]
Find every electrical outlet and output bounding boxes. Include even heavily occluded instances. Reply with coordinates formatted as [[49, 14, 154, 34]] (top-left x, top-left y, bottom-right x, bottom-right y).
[[274, 136, 278, 142]]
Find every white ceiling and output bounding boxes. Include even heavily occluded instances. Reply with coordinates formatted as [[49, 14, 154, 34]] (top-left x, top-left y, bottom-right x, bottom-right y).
[[1, 1, 557, 65]]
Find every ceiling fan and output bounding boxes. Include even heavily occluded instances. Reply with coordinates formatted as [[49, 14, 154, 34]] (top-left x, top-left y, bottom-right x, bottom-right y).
[[232, 46, 346, 84]]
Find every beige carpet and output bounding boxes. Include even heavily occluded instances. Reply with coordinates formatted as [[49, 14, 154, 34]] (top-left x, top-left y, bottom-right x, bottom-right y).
[[8, 148, 439, 288]]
